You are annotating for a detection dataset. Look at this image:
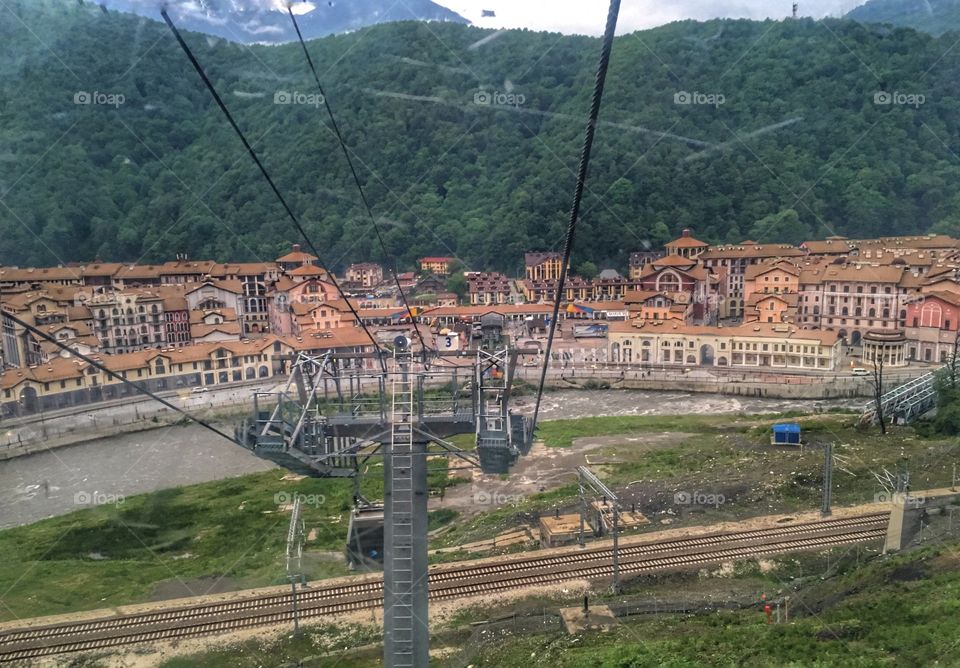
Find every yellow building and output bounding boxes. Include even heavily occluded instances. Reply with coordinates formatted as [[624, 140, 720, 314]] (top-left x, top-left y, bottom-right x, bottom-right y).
[[524, 252, 565, 281], [607, 320, 841, 370], [417, 257, 456, 276]]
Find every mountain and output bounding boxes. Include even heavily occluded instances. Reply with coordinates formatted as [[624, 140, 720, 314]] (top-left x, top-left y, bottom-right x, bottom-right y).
[[4, 1, 960, 272], [96, 0, 469, 43], [846, 0, 960, 36]]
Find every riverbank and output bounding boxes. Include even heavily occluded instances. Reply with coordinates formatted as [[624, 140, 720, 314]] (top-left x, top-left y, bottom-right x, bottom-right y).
[[0, 371, 877, 462]]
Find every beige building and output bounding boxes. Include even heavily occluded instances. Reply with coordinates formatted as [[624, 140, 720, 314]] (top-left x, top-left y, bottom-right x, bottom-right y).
[[664, 229, 709, 259], [607, 320, 841, 370], [346, 263, 384, 289], [699, 244, 806, 319]]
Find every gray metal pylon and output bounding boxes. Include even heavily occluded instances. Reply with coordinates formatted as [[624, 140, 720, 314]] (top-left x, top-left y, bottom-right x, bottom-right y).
[[383, 350, 429, 668]]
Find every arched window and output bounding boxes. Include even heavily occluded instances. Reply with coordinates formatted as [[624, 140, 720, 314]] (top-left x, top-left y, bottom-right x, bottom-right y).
[[656, 271, 682, 293], [921, 302, 943, 328]]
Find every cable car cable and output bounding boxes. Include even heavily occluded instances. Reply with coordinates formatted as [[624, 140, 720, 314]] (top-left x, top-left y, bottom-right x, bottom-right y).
[[160, 8, 386, 372], [3, 310, 242, 446], [532, 0, 622, 431], [286, 5, 432, 363]]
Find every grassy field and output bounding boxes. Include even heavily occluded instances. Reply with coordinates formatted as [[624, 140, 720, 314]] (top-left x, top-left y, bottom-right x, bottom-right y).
[[0, 460, 459, 622], [433, 412, 960, 551], [2, 410, 957, 626]]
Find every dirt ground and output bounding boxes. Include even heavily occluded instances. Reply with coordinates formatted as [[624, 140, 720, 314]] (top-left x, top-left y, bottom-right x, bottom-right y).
[[434, 431, 693, 515]]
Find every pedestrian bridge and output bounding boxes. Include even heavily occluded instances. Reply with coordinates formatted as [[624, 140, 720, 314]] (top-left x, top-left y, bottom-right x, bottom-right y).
[[860, 367, 943, 425]]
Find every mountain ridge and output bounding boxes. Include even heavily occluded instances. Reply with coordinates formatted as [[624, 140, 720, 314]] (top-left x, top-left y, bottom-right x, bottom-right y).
[[93, 0, 470, 43], [3, 2, 960, 272], [845, 0, 960, 36]]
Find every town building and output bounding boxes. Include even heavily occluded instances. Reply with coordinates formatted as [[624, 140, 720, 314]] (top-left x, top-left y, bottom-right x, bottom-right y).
[[468, 272, 513, 305], [904, 290, 960, 363], [664, 229, 709, 259], [796, 262, 913, 345], [417, 257, 456, 276], [607, 320, 842, 370], [632, 255, 718, 324], [628, 250, 664, 279], [345, 263, 384, 289], [524, 252, 564, 281], [699, 243, 806, 319], [276, 244, 319, 272]]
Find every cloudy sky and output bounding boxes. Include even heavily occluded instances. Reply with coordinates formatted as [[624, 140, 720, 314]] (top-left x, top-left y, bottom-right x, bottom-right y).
[[431, 0, 871, 35]]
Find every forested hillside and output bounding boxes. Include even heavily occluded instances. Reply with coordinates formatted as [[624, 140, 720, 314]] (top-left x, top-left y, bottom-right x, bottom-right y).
[[3, 0, 960, 272], [846, 0, 960, 36]]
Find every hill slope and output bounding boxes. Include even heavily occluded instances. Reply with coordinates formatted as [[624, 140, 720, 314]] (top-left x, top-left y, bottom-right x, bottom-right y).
[[3, 1, 960, 271], [846, 0, 960, 36]]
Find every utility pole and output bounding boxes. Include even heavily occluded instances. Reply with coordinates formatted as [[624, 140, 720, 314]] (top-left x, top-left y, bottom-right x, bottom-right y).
[[821, 442, 833, 517], [577, 466, 621, 593], [611, 503, 621, 594]]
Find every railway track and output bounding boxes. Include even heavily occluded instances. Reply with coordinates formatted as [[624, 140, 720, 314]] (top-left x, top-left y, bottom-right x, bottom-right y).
[[0, 513, 888, 662]]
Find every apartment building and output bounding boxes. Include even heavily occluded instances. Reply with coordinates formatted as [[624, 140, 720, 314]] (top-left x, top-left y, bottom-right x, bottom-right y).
[[699, 244, 805, 319]]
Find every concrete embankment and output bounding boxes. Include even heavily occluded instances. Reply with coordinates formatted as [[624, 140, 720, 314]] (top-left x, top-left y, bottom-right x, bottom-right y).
[[545, 376, 871, 400]]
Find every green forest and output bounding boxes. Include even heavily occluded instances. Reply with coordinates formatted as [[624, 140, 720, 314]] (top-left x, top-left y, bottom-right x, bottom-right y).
[[4, 0, 960, 273], [847, 0, 960, 36]]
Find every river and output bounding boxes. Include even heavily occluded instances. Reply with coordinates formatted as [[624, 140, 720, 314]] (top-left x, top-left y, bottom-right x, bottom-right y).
[[0, 390, 858, 528]]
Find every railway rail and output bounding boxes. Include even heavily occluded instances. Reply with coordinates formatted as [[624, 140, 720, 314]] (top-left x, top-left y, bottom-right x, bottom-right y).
[[0, 513, 888, 662]]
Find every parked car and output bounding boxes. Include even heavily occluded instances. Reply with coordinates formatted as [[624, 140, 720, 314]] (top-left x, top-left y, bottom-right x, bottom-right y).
[[191, 386, 209, 394]]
